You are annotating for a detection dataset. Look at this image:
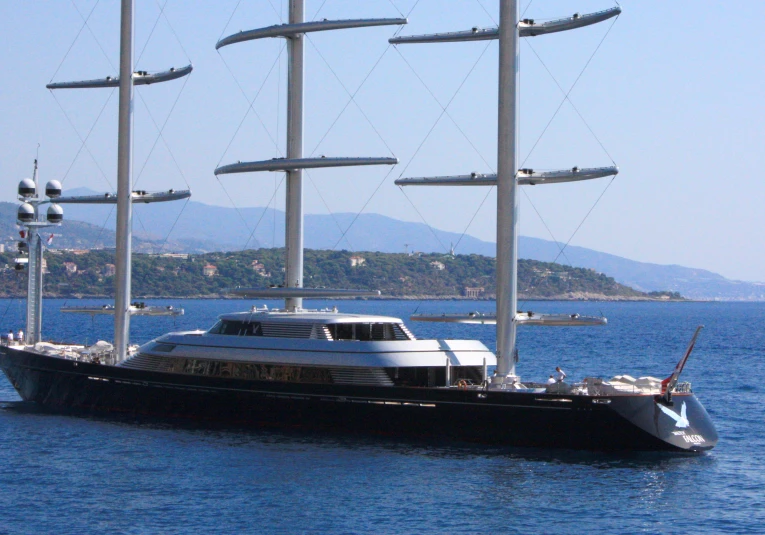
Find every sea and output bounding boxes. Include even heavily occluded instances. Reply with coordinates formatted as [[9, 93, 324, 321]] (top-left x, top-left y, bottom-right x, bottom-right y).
[[0, 299, 762, 535]]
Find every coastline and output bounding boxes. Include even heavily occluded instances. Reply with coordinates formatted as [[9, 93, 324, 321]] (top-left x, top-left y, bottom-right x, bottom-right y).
[[0, 293, 691, 302]]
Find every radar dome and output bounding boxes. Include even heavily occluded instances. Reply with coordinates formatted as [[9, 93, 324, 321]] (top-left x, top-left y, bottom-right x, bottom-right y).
[[17, 203, 35, 222], [45, 180, 62, 198], [47, 204, 64, 223], [18, 179, 36, 198]]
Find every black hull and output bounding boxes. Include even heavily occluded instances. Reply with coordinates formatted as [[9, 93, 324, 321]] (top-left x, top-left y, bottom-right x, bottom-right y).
[[0, 347, 718, 452]]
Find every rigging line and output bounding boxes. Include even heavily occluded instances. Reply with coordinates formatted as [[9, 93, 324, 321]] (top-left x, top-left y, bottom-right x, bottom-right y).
[[303, 169, 355, 251], [395, 185, 450, 253], [49, 89, 116, 190], [0, 297, 15, 326], [524, 25, 619, 165], [132, 73, 193, 190], [521, 0, 534, 18], [133, 207, 150, 242], [154, 0, 193, 64], [520, 188, 573, 267], [218, 0, 244, 42], [215, 47, 287, 168], [272, 174, 278, 248], [386, 0, 423, 41], [92, 204, 116, 250], [387, 0, 406, 19], [453, 185, 495, 254], [70, 0, 117, 73], [550, 176, 616, 267], [265, 0, 284, 23], [273, 23, 282, 250], [156, 195, 190, 253], [274, 37, 283, 157], [241, 175, 287, 251], [475, 0, 498, 26], [50, 0, 100, 83], [305, 38, 396, 158], [215, 175, 254, 238], [331, 165, 399, 251], [136, 0, 169, 67], [520, 15, 620, 167], [310, 0, 329, 21], [130, 96, 151, 245], [405, 0, 423, 18], [392, 42, 497, 178]]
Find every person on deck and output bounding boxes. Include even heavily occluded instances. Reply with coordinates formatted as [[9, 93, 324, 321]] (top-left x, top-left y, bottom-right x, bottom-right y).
[[7, 330, 14, 345], [546, 375, 555, 385], [17, 329, 23, 343], [554, 366, 567, 383]]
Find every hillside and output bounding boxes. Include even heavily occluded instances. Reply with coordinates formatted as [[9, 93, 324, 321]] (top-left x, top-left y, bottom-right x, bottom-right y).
[[3, 197, 761, 299], [0, 248, 678, 300]]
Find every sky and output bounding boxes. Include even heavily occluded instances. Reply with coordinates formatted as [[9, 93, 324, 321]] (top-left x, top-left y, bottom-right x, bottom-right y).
[[1, 1, 764, 282]]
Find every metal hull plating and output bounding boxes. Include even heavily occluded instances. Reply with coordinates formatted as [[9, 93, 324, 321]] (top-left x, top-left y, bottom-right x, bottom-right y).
[[0, 347, 717, 452]]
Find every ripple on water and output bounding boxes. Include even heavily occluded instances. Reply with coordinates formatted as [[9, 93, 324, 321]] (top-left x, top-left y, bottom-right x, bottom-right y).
[[0, 300, 763, 534]]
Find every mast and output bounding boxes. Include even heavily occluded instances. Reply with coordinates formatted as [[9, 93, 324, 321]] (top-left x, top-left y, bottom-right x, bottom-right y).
[[39, 1, 190, 353], [114, 0, 134, 361], [390, 4, 620, 380], [26, 161, 44, 345], [214, 7, 404, 307], [495, 0, 520, 382], [285, 0, 305, 312]]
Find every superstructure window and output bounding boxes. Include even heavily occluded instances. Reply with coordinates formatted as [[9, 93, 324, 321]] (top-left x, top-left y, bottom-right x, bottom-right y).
[[208, 320, 262, 336], [327, 323, 413, 341]]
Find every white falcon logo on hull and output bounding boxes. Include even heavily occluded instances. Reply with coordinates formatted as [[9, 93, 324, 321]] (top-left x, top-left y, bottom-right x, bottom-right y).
[[658, 401, 690, 428]]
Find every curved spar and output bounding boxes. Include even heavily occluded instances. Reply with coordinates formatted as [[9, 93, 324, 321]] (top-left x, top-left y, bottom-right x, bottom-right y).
[[46, 64, 193, 89], [389, 6, 621, 44], [217, 18, 407, 49], [52, 190, 191, 204], [395, 166, 618, 187], [215, 157, 397, 176]]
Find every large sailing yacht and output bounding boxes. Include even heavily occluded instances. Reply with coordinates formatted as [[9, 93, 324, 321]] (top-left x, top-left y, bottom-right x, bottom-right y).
[[0, 1, 717, 452]]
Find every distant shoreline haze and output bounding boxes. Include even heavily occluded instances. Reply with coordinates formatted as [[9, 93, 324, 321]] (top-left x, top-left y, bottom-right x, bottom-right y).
[[1, 199, 762, 300]]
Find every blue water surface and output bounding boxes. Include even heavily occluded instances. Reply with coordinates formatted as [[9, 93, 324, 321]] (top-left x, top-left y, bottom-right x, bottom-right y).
[[0, 299, 763, 534]]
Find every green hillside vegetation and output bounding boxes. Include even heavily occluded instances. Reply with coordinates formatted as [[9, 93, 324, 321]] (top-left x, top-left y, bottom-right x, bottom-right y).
[[0, 248, 683, 300]]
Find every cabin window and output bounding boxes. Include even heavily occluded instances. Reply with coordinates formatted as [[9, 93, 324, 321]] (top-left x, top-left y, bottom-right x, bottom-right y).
[[159, 357, 333, 383], [222, 321, 244, 335], [208, 320, 263, 336], [242, 322, 263, 336], [208, 320, 224, 334], [327, 322, 412, 341], [333, 323, 354, 340]]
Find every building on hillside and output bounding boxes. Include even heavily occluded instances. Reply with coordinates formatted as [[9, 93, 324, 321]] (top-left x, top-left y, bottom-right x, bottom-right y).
[[251, 260, 271, 277], [63, 262, 77, 274], [159, 253, 189, 259], [430, 261, 445, 271], [203, 264, 218, 277], [103, 264, 116, 277], [349, 256, 366, 267], [41, 258, 48, 274], [464, 287, 485, 298]]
